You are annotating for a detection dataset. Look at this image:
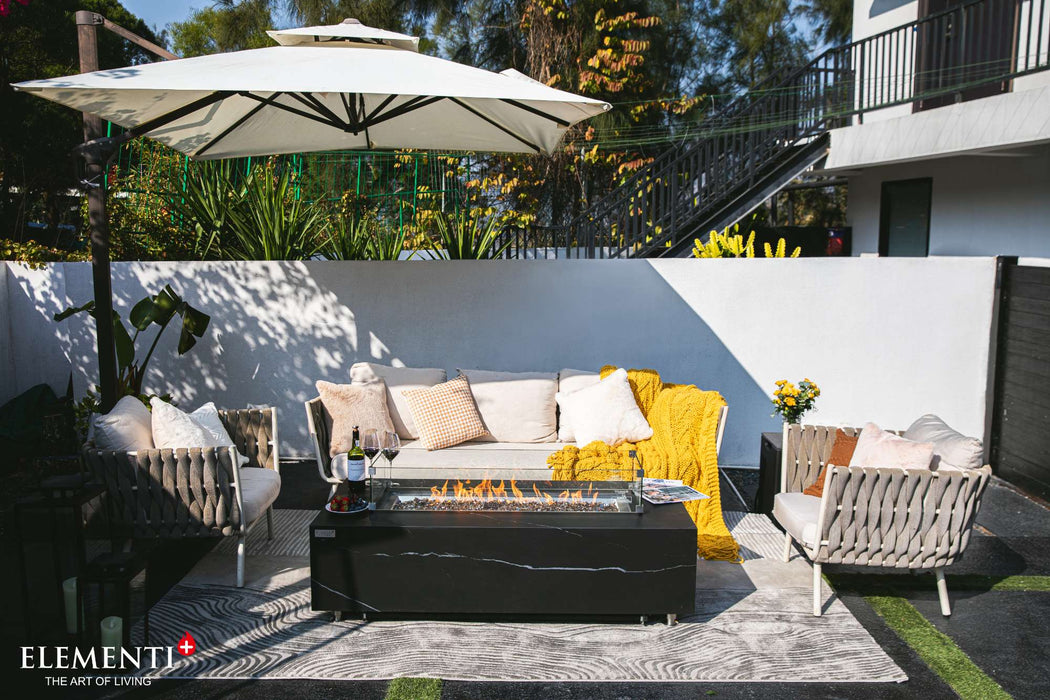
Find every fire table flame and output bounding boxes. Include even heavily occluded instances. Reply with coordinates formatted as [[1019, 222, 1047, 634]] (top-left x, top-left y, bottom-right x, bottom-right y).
[[428, 479, 596, 506]]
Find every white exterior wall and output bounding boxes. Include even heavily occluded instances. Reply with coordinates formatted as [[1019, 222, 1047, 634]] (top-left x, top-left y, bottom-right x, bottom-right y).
[[0, 259, 997, 467], [846, 144, 1050, 255]]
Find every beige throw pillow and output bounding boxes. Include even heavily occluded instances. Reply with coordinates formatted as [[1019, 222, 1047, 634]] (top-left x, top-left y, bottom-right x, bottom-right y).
[[402, 375, 487, 450], [316, 381, 395, 457], [457, 369, 558, 442], [903, 414, 984, 471], [350, 362, 446, 440], [850, 422, 935, 470], [556, 369, 601, 442]]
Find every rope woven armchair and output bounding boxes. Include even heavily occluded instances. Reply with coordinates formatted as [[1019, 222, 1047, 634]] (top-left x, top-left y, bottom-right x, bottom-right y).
[[82, 407, 280, 588], [775, 424, 991, 617]]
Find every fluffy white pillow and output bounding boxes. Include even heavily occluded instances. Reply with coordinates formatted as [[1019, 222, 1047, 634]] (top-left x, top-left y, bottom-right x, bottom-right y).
[[150, 398, 248, 466], [557, 369, 601, 442], [555, 368, 653, 447], [457, 369, 558, 442], [350, 362, 446, 440], [850, 422, 934, 470], [92, 395, 154, 452], [903, 414, 984, 471]]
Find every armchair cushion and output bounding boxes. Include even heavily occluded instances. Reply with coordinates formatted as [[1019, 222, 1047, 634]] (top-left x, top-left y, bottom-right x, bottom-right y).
[[903, 414, 984, 471], [239, 467, 281, 526], [92, 396, 154, 452], [850, 422, 934, 470], [773, 492, 821, 548], [803, 429, 859, 498]]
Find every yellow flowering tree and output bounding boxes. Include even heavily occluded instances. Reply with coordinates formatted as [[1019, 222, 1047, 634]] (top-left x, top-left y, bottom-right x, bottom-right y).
[[771, 378, 820, 424], [692, 223, 802, 258]]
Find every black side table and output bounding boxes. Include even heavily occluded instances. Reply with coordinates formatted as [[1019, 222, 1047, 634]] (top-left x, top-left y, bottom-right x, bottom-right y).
[[13, 478, 106, 639], [77, 551, 149, 646], [755, 432, 782, 517]]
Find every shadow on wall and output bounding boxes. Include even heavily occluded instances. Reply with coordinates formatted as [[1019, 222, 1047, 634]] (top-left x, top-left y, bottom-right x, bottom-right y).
[[34, 261, 773, 465]]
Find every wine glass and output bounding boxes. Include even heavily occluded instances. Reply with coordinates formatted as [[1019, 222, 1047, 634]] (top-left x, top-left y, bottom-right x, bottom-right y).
[[361, 429, 380, 473], [382, 430, 400, 483]]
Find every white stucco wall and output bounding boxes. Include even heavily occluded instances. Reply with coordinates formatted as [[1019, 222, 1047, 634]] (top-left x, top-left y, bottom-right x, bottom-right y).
[[846, 144, 1050, 255], [1, 259, 997, 467]]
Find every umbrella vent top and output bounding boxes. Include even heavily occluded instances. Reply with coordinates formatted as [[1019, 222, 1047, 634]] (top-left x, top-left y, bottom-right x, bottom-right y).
[[267, 19, 419, 52]]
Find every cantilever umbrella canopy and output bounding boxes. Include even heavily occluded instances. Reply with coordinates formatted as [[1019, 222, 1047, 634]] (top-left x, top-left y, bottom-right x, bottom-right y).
[[12, 19, 610, 409], [13, 19, 611, 158]]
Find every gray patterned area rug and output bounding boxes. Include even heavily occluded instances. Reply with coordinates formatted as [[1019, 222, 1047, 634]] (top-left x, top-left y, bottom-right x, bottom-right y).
[[140, 509, 906, 683]]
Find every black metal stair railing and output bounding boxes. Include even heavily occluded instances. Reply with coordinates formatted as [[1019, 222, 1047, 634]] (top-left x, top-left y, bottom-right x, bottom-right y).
[[500, 0, 1049, 259]]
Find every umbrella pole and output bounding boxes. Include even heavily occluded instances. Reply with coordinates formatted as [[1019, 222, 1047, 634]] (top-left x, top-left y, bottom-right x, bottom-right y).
[[77, 11, 118, 412]]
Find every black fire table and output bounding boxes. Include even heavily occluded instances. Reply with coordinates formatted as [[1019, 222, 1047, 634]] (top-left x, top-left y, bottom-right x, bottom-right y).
[[309, 501, 697, 623]]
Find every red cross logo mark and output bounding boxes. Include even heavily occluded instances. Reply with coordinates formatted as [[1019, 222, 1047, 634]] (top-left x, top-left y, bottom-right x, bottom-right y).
[[177, 631, 197, 656]]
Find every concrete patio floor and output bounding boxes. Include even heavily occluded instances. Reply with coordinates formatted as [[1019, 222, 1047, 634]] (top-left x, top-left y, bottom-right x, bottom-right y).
[[5, 464, 1048, 699]]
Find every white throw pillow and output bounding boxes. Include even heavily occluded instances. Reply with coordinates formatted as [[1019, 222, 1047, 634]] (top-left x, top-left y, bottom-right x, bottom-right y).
[[92, 395, 154, 452], [457, 369, 558, 443], [150, 398, 248, 466], [850, 422, 934, 470], [555, 368, 653, 447], [903, 414, 984, 471], [557, 369, 601, 442], [350, 362, 446, 440]]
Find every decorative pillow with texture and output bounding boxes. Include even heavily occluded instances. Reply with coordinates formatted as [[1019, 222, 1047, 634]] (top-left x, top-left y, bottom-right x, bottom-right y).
[[803, 429, 859, 498], [150, 398, 248, 465], [350, 362, 446, 440], [457, 369, 558, 443], [903, 414, 984, 471], [401, 375, 487, 450], [92, 395, 154, 452], [850, 422, 934, 470], [555, 368, 653, 447], [316, 380, 396, 457], [556, 369, 601, 442]]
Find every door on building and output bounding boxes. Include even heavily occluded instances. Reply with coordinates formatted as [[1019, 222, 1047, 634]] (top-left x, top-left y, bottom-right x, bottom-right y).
[[879, 178, 932, 256], [914, 0, 1018, 111]]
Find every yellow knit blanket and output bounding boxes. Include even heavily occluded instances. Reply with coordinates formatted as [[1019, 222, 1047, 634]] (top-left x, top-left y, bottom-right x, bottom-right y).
[[548, 367, 740, 562]]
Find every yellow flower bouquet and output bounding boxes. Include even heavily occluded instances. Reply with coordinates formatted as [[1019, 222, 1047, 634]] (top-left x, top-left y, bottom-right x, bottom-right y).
[[771, 378, 820, 424]]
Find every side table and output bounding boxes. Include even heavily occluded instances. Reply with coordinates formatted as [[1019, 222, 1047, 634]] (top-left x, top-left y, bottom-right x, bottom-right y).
[[755, 431, 782, 518]]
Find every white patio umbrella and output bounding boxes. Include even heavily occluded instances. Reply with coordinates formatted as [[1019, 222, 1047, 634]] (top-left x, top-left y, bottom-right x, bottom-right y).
[[13, 19, 610, 158]]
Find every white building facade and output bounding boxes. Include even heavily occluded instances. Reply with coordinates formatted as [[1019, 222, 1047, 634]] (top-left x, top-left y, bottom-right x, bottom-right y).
[[823, 0, 1050, 256]]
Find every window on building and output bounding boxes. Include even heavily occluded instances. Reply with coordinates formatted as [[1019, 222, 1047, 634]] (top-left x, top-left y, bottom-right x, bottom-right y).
[[879, 178, 932, 257]]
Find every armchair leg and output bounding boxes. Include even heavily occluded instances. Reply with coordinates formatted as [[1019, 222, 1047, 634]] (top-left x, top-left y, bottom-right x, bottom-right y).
[[782, 532, 794, 563], [266, 508, 274, 541], [935, 568, 951, 617], [236, 535, 246, 588], [813, 562, 823, 617]]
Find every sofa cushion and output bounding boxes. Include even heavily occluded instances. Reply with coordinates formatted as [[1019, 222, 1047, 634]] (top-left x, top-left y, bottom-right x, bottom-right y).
[[316, 380, 395, 457], [773, 492, 822, 548], [555, 368, 653, 447], [150, 398, 248, 465], [556, 368, 601, 442], [457, 369, 558, 443], [850, 422, 934, 470], [903, 414, 984, 471], [402, 375, 488, 450], [92, 395, 154, 452], [350, 362, 446, 440], [239, 467, 281, 526]]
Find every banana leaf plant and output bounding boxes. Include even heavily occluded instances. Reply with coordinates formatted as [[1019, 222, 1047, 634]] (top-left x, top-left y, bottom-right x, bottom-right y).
[[54, 285, 210, 398]]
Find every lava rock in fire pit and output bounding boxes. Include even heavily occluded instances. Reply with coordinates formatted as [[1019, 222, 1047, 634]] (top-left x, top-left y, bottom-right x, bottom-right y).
[[393, 498, 619, 512]]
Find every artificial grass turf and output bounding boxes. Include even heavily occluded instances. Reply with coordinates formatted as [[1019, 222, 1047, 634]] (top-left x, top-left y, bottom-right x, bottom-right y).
[[831, 573, 1050, 594], [865, 595, 1010, 700], [385, 677, 443, 700]]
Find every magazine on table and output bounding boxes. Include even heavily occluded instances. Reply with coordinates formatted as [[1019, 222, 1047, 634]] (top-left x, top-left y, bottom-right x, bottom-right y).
[[642, 478, 709, 504]]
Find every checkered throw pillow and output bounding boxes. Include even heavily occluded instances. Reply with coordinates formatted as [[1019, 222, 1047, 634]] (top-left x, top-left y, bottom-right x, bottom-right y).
[[402, 375, 488, 450]]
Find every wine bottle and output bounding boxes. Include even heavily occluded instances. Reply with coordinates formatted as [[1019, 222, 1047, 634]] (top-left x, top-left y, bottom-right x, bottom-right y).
[[347, 426, 367, 505]]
